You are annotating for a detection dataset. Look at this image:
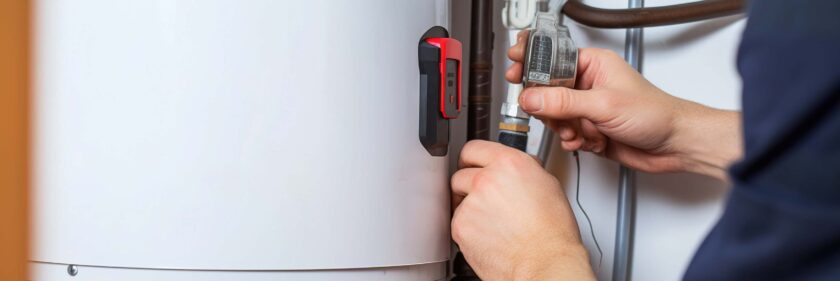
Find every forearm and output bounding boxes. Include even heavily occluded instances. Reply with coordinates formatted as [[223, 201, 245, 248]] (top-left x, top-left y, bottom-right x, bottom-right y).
[[512, 245, 597, 281], [673, 102, 743, 181]]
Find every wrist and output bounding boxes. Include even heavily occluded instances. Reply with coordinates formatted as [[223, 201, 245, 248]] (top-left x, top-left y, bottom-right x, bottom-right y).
[[512, 244, 596, 281], [672, 101, 742, 180]]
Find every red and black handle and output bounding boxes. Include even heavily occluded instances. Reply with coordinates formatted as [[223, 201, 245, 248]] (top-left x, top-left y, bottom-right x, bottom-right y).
[[418, 26, 462, 156]]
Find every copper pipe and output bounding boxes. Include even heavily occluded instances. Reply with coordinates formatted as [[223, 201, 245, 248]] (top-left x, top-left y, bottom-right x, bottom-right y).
[[467, 0, 493, 141], [562, 0, 746, 28]]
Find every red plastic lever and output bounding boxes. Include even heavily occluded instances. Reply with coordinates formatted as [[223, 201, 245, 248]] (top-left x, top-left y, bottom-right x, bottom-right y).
[[424, 38, 462, 119]]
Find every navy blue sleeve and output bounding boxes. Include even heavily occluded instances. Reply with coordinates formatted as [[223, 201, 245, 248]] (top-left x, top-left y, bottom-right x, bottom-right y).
[[684, 1, 840, 280]]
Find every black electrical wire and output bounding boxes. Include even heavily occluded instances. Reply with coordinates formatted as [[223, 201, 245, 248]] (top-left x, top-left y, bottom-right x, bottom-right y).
[[574, 150, 603, 269]]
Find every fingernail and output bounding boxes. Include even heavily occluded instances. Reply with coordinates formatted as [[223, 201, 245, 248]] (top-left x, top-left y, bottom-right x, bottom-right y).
[[520, 91, 543, 112]]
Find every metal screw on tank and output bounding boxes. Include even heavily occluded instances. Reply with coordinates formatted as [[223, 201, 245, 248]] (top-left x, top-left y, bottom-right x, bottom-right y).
[[67, 264, 78, 276]]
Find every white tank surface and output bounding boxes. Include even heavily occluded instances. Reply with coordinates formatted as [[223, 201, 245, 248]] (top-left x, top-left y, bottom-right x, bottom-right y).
[[32, 0, 452, 279]]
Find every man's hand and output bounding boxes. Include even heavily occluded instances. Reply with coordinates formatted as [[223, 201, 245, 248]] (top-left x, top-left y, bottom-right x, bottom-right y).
[[452, 140, 596, 281], [508, 31, 742, 180]]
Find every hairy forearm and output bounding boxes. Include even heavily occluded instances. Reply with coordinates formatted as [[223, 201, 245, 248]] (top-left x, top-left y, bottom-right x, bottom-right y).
[[673, 102, 743, 181]]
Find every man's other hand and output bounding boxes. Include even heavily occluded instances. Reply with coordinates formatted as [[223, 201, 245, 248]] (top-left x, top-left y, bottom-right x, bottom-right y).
[[451, 140, 596, 281]]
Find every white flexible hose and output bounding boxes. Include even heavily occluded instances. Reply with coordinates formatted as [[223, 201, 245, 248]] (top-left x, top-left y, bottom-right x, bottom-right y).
[[502, 0, 539, 29]]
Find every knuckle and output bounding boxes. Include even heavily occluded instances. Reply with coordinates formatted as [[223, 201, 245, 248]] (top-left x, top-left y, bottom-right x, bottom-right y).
[[461, 140, 478, 153], [469, 139, 492, 150], [451, 219, 463, 243], [507, 49, 518, 61], [511, 153, 537, 174], [511, 152, 534, 166], [496, 152, 520, 167], [451, 211, 472, 245], [558, 88, 576, 112], [496, 151, 534, 174], [471, 171, 494, 190], [543, 87, 574, 115], [451, 170, 465, 186], [460, 140, 481, 159]]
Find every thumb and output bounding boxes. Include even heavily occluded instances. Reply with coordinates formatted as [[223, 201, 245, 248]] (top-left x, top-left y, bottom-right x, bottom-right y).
[[519, 87, 605, 121]]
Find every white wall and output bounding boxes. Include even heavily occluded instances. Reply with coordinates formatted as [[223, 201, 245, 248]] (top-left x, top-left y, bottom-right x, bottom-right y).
[[450, 1, 745, 280]]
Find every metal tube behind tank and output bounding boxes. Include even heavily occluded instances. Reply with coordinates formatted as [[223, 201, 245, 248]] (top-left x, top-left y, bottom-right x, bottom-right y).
[[537, 126, 553, 166], [613, 0, 643, 280], [453, 1, 493, 280], [467, 0, 493, 141]]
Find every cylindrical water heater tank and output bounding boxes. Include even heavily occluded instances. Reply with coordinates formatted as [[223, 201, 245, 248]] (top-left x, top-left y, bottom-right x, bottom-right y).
[[31, 0, 453, 280]]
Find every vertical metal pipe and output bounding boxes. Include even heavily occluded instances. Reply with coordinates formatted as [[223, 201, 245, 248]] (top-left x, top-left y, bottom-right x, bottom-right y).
[[537, 127, 554, 167], [613, 0, 642, 280], [613, 166, 637, 281], [467, 0, 493, 141]]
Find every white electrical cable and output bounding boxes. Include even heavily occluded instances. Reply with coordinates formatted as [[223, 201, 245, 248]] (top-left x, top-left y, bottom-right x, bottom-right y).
[[501, 0, 538, 113], [502, 0, 539, 29], [506, 29, 524, 105], [502, 0, 539, 154], [551, 0, 567, 25]]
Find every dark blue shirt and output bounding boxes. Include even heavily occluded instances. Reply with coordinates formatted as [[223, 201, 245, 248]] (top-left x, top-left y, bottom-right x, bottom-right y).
[[684, 1, 840, 280]]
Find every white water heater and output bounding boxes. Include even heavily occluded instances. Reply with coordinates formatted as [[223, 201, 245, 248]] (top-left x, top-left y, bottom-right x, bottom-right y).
[[31, 0, 454, 280]]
